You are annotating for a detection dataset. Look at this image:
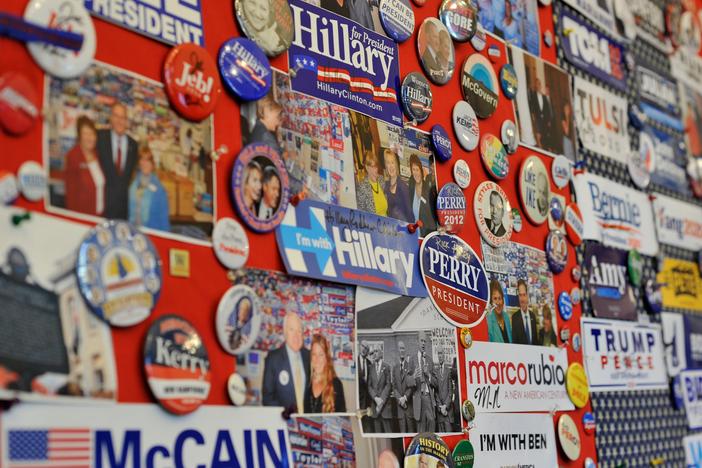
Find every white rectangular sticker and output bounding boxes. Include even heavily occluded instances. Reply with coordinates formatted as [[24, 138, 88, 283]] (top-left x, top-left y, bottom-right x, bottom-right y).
[[652, 193, 702, 250], [681, 369, 702, 429], [684, 432, 702, 466]]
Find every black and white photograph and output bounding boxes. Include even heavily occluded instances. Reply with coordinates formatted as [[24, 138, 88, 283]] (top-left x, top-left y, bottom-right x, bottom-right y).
[[356, 287, 462, 437]]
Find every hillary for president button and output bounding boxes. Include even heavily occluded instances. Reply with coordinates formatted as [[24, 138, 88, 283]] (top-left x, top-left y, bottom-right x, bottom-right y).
[[439, 0, 477, 42], [518, 155, 550, 225], [479, 134, 509, 180], [453, 159, 471, 189], [218, 38, 272, 101], [144, 314, 211, 415], [234, 0, 294, 57], [453, 100, 479, 151], [436, 182, 466, 233], [474, 181, 513, 247], [212, 217, 250, 270], [546, 230, 568, 274], [401, 72, 433, 123], [0, 71, 40, 136], [431, 124, 453, 162], [461, 53, 498, 118], [500, 119, 518, 154], [379, 0, 415, 43]]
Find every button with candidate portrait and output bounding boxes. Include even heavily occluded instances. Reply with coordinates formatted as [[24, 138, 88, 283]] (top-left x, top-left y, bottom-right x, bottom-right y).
[[379, 0, 415, 43], [401, 72, 433, 123], [582, 412, 596, 435], [480, 134, 509, 180], [232, 143, 290, 232], [564, 203, 584, 246], [644, 279, 663, 313], [436, 183, 466, 233], [431, 124, 452, 162], [17, 161, 46, 202], [453, 159, 471, 189], [546, 230, 568, 274], [76, 220, 162, 327], [216, 284, 261, 355], [212, 217, 250, 270], [511, 207, 522, 232], [461, 54, 498, 119], [452, 100, 479, 151], [471, 27, 486, 51], [439, 0, 477, 42], [452, 439, 475, 468], [164, 43, 222, 122], [500, 119, 518, 154], [499, 63, 518, 99], [234, 0, 294, 57], [558, 291, 573, 321], [417, 18, 455, 85], [628, 249, 643, 287], [405, 433, 453, 467], [218, 38, 272, 101], [144, 314, 211, 415], [24, 0, 96, 79], [0, 72, 40, 136], [518, 155, 550, 225], [474, 181, 513, 247], [551, 155, 572, 189]]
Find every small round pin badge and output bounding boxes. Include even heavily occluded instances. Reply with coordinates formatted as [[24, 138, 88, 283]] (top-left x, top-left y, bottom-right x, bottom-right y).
[[0, 171, 19, 205], [228, 373, 247, 406], [551, 155, 571, 189], [417, 18, 455, 85], [487, 44, 501, 60], [234, 0, 294, 57], [582, 412, 596, 435], [379, 0, 415, 43], [437, 183, 466, 233], [584, 457, 597, 468], [453, 159, 471, 189], [518, 155, 550, 225], [439, 0, 477, 42], [560, 327, 571, 343], [543, 29, 554, 47], [232, 143, 290, 233], [431, 124, 453, 162], [629, 139, 655, 190], [628, 249, 643, 287], [164, 43, 222, 122], [471, 27, 487, 51], [558, 414, 582, 461], [539, 0, 553, 5], [76, 220, 162, 327], [216, 284, 261, 355], [474, 181, 513, 247], [571, 265, 582, 282], [550, 196, 564, 229], [144, 314, 211, 415], [218, 38, 272, 101], [212, 217, 250, 270], [644, 279, 663, 314], [564, 203, 584, 246], [453, 100, 480, 151], [412, 0, 426, 6], [405, 433, 453, 467], [452, 439, 475, 468], [566, 363, 589, 409], [571, 287, 581, 305], [499, 63, 518, 99], [461, 399, 476, 422], [572, 332, 581, 352], [17, 161, 46, 202], [558, 291, 573, 321], [461, 54, 499, 118], [511, 208, 523, 232], [546, 230, 568, 274], [459, 326, 473, 349], [0, 72, 40, 136], [500, 119, 518, 154], [401, 72, 433, 123], [480, 134, 509, 180]]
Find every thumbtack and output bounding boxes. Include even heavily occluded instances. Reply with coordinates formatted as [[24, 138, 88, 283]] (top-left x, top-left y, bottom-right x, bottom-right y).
[[210, 144, 229, 162], [281, 405, 295, 420], [226, 270, 236, 282], [11, 211, 31, 226], [355, 408, 371, 419], [289, 192, 306, 206], [407, 220, 423, 234]]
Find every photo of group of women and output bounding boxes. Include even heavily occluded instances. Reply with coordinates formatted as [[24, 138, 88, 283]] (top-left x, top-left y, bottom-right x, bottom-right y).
[[480, 239, 559, 347], [477, 0, 541, 55], [45, 62, 215, 242], [230, 268, 356, 415]]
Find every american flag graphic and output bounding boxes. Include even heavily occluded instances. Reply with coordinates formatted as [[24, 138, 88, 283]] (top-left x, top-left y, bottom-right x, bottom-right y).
[[7, 429, 92, 467]]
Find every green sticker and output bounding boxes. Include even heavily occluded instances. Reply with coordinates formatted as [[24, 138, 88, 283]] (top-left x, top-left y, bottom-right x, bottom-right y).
[[452, 439, 475, 468], [628, 249, 643, 287]]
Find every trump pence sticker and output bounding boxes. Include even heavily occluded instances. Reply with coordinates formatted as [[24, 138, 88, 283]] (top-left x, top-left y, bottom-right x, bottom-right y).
[[420, 232, 489, 327]]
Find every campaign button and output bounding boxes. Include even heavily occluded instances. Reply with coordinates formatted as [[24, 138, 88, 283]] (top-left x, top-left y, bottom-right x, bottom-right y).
[[480, 134, 509, 180], [474, 181, 513, 247], [412, 0, 426, 7], [551, 155, 571, 188], [629, 139, 654, 190], [582, 412, 596, 435], [566, 363, 589, 409], [235, 0, 293, 57], [453, 159, 471, 189], [558, 414, 582, 461], [452, 439, 475, 468], [144, 314, 210, 415], [628, 249, 643, 287], [228, 373, 247, 406], [471, 27, 486, 51], [0, 72, 40, 135], [439, 0, 477, 42], [644, 279, 663, 314], [164, 43, 222, 122], [628, 103, 647, 130], [500, 119, 518, 154], [437, 183, 466, 233], [499, 63, 517, 99], [213, 217, 250, 270], [0, 171, 19, 205], [459, 327, 473, 349], [17, 161, 46, 202], [546, 230, 568, 274], [571, 287, 581, 305], [564, 203, 584, 246], [672, 375, 684, 410], [572, 332, 581, 352], [539, 0, 553, 5], [461, 54, 498, 119], [417, 18, 455, 85], [406, 433, 453, 467], [216, 284, 261, 355], [218, 38, 272, 101], [453, 100, 479, 151], [518, 155, 550, 225], [461, 399, 476, 422], [487, 44, 501, 60], [550, 195, 564, 227], [431, 124, 453, 162], [584, 458, 596, 468], [571, 265, 582, 282], [511, 208, 522, 232], [24, 0, 96, 79], [558, 291, 573, 321], [560, 327, 570, 342], [401, 72, 433, 123], [379, 0, 415, 42]]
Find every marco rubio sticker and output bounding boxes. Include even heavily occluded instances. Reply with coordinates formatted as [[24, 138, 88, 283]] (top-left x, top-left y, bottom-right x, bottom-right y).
[[584, 244, 637, 321], [420, 232, 489, 327], [574, 172, 659, 256], [681, 369, 702, 429], [652, 193, 702, 250], [582, 318, 668, 392], [465, 341, 574, 413]]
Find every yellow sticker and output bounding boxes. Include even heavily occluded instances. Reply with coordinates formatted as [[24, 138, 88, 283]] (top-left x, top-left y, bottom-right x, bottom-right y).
[[566, 362, 589, 409], [460, 327, 473, 349], [169, 249, 190, 278], [657, 258, 702, 311]]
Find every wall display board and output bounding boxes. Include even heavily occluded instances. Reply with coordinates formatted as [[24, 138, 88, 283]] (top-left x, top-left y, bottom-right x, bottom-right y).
[[661, 312, 702, 377], [657, 258, 702, 312]]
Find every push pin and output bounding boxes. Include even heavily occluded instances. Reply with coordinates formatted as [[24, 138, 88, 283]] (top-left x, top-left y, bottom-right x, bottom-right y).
[[210, 144, 229, 162], [281, 404, 296, 420], [407, 220, 423, 234], [11, 211, 31, 226], [226, 270, 236, 282], [549, 404, 558, 417], [355, 408, 372, 419], [289, 192, 306, 206]]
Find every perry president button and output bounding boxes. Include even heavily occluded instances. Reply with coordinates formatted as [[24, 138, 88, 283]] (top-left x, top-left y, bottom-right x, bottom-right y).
[[461, 53, 498, 119]]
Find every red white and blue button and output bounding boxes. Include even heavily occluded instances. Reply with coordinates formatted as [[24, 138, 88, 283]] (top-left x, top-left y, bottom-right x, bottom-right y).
[[436, 182, 466, 233], [218, 38, 272, 101], [401, 72, 432, 123], [379, 0, 415, 43]]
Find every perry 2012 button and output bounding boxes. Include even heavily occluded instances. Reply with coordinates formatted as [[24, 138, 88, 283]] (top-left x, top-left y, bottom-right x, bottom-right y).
[[436, 182, 466, 233]]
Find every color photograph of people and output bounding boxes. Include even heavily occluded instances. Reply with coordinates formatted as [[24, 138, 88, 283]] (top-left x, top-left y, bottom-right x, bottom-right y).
[[477, 0, 540, 55], [241, 156, 283, 221], [417, 18, 455, 84], [46, 62, 214, 241]]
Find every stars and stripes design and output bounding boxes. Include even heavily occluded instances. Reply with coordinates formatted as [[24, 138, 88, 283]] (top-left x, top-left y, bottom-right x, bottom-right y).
[[7, 429, 91, 467]]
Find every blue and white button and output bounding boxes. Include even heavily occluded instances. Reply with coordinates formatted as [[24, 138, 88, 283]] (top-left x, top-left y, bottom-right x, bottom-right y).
[[379, 0, 415, 43], [218, 38, 272, 101], [546, 230, 568, 274], [432, 124, 453, 162], [401, 72, 432, 123], [558, 291, 573, 321]]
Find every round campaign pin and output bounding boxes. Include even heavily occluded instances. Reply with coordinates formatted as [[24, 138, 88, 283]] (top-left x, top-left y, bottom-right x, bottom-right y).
[[566, 362, 590, 409], [216, 284, 261, 355], [471, 28, 487, 51], [452, 100, 479, 151], [629, 143, 655, 190], [644, 279, 663, 314], [461, 400, 476, 422], [572, 333, 581, 352], [453, 159, 471, 189], [571, 265, 582, 282], [0, 72, 40, 135], [560, 327, 571, 343], [76, 220, 162, 327], [164, 43, 222, 122], [212, 217, 250, 270], [584, 457, 597, 468], [436, 183, 467, 233], [487, 44, 501, 61], [412, 0, 426, 7], [511, 208, 522, 232], [474, 181, 513, 247], [459, 327, 473, 349], [582, 412, 596, 435], [500, 119, 518, 154], [401, 72, 433, 123], [0, 171, 19, 205], [461, 54, 499, 119], [227, 373, 247, 406], [480, 134, 509, 180], [231, 142, 290, 233], [379, 0, 415, 42], [421, 232, 489, 327], [546, 230, 568, 274], [519, 155, 550, 225], [24, 0, 96, 79], [571, 287, 581, 305], [564, 203, 584, 246], [452, 439, 475, 468], [17, 161, 46, 202], [234, 0, 293, 57], [431, 124, 453, 162], [417, 18, 455, 85], [439, 0, 477, 42], [499, 63, 518, 99], [558, 414, 582, 461], [558, 291, 573, 321], [405, 433, 453, 468], [144, 314, 211, 415], [552, 155, 571, 189], [218, 38, 272, 101], [628, 249, 644, 287]]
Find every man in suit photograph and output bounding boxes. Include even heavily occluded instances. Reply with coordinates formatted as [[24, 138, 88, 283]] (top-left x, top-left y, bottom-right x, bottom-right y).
[[485, 191, 507, 236], [368, 347, 392, 432], [530, 77, 553, 150], [357, 340, 372, 431], [420, 21, 443, 81], [412, 331, 436, 432], [434, 349, 454, 432], [392, 340, 416, 434], [97, 103, 138, 219], [511, 280, 540, 345], [262, 312, 310, 412]]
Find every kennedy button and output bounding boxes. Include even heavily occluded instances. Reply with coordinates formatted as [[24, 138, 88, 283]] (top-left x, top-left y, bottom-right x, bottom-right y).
[[546, 230, 568, 274], [453, 159, 471, 189], [461, 54, 498, 118], [401, 72, 432, 123], [432, 124, 453, 162], [480, 134, 509, 180], [0, 72, 40, 135], [379, 0, 415, 43], [439, 0, 477, 42], [558, 291, 573, 321], [501, 119, 518, 154], [164, 43, 222, 121], [551, 155, 571, 188], [436, 182, 466, 233], [453, 101, 480, 151], [218, 38, 272, 101], [499, 63, 518, 99]]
